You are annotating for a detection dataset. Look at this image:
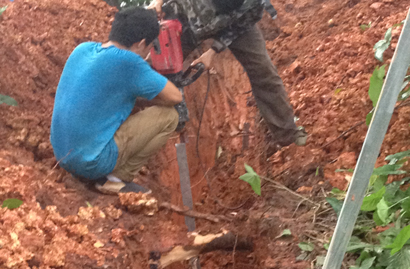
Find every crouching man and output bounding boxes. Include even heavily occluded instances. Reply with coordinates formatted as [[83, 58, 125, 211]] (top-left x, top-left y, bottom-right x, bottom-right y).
[[50, 6, 182, 194]]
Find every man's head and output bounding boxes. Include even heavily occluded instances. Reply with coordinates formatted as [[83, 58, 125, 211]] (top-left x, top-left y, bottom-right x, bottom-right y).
[[109, 6, 159, 57]]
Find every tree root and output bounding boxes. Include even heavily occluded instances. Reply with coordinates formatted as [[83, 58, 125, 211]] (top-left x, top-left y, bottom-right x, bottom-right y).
[[159, 202, 232, 223], [149, 232, 253, 268]]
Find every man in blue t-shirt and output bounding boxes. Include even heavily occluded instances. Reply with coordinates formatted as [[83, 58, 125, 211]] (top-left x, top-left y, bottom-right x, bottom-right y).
[[50, 6, 182, 194]]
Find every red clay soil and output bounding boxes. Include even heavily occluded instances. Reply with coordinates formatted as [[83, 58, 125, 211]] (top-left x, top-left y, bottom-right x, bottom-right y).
[[1, 0, 410, 268]]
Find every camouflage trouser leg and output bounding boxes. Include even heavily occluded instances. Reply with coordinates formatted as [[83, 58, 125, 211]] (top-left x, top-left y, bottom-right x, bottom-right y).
[[228, 25, 298, 145]]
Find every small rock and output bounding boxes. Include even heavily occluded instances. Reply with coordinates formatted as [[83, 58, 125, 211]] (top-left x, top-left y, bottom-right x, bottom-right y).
[[281, 26, 293, 36], [316, 44, 324, 52], [264, 256, 277, 268], [370, 2, 383, 9], [296, 186, 313, 193], [289, 60, 302, 74], [94, 241, 104, 248]]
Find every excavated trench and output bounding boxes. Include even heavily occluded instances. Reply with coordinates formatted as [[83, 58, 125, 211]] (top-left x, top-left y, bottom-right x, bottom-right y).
[[1, 0, 410, 268]]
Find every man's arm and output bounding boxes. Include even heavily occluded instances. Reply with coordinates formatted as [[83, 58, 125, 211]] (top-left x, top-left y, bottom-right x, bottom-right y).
[[151, 81, 182, 106], [147, 0, 164, 18]]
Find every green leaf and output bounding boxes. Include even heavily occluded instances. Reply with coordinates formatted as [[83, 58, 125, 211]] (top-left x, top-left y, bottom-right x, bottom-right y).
[[0, 94, 18, 106], [326, 197, 343, 216], [387, 246, 410, 269], [368, 65, 386, 106], [360, 24, 369, 31], [316, 255, 326, 266], [366, 109, 374, 126], [239, 164, 261, 196], [401, 198, 410, 213], [298, 242, 314, 252], [335, 168, 354, 173], [372, 164, 406, 176], [374, 28, 392, 62], [2, 198, 23, 209], [373, 210, 384, 226], [357, 257, 376, 269], [400, 79, 410, 91], [0, 5, 7, 16], [361, 186, 386, 211], [400, 88, 410, 101], [86, 201, 92, 208], [379, 226, 401, 247], [335, 88, 343, 94], [356, 250, 372, 266], [386, 225, 410, 255], [376, 198, 390, 224], [276, 229, 292, 238], [296, 252, 309, 261], [392, 21, 404, 28], [346, 237, 374, 253], [385, 150, 410, 164], [331, 188, 345, 195], [372, 175, 387, 192]]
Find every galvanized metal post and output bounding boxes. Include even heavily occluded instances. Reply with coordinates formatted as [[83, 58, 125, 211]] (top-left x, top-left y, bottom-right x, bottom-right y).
[[322, 9, 410, 269]]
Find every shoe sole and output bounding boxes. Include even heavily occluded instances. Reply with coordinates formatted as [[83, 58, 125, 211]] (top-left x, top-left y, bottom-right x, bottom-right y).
[[95, 181, 151, 195]]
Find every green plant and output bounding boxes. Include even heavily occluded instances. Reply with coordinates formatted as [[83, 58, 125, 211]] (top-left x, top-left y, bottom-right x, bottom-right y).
[[327, 150, 410, 269], [0, 94, 18, 106], [360, 22, 372, 31], [2, 198, 23, 209], [374, 28, 392, 62], [374, 21, 403, 62], [275, 229, 292, 239], [365, 66, 410, 126], [0, 5, 7, 16], [239, 163, 261, 196]]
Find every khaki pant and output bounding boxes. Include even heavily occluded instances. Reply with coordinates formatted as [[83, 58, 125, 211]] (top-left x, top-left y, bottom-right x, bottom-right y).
[[111, 106, 179, 182], [228, 25, 298, 145]]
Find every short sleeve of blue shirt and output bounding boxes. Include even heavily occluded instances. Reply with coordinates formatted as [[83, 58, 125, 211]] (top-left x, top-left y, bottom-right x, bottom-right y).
[[131, 60, 168, 100]]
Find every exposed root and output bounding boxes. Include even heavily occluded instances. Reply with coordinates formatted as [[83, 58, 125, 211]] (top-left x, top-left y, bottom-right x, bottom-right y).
[[149, 232, 253, 268], [159, 202, 232, 223]]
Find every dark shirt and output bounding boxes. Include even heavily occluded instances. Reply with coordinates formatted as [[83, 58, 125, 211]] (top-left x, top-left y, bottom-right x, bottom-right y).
[[173, 0, 265, 51]]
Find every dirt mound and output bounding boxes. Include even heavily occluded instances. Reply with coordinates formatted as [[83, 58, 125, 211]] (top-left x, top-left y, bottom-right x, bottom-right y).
[[0, 0, 116, 163]]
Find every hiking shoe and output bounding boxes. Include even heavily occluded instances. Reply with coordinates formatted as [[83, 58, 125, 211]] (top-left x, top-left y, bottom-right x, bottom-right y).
[[95, 178, 151, 195], [294, 127, 308, 146], [266, 127, 308, 157]]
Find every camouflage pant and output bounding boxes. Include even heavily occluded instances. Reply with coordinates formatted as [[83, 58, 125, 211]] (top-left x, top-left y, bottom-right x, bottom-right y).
[[228, 25, 298, 145]]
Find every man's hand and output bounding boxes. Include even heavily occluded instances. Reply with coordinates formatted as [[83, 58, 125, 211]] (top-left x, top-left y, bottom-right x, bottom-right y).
[[191, 49, 216, 70], [147, 0, 164, 19]]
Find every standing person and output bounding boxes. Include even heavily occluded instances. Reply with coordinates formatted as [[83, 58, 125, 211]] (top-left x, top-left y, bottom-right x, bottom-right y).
[[148, 0, 307, 152], [50, 6, 182, 194]]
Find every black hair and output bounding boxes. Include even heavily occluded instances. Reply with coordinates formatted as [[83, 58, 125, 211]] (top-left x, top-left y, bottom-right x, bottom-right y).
[[109, 6, 159, 48], [212, 0, 245, 14]]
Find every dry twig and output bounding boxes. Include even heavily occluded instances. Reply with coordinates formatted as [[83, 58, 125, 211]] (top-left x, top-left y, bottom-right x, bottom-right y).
[[262, 176, 319, 206], [232, 234, 238, 269]]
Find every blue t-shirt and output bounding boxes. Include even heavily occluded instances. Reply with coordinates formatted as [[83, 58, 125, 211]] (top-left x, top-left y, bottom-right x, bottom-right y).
[[50, 42, 168, 179]]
